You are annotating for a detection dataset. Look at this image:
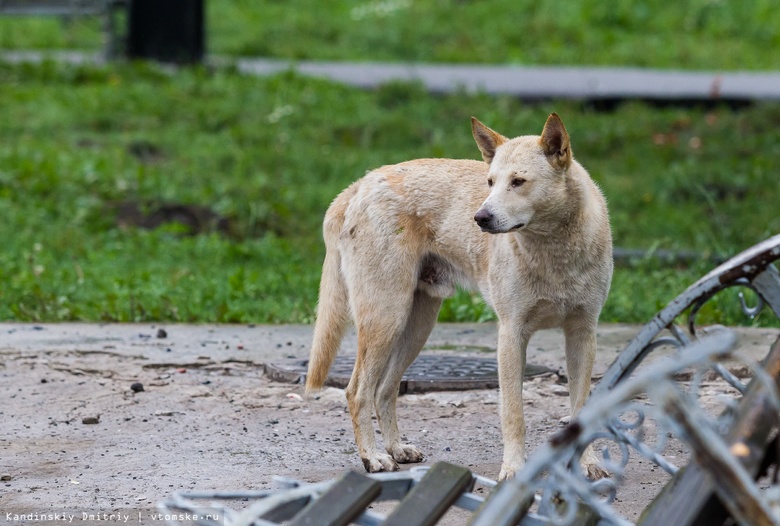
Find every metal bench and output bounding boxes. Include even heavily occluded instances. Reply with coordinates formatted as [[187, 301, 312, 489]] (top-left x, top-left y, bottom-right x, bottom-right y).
[[159, 462, 496, 526], [0, 0, 126, 57]]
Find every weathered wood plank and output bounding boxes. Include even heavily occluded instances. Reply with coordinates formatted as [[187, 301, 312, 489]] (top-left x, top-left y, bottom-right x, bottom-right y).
[[383, 462, 473, 526], [288, 470, 381, 526]]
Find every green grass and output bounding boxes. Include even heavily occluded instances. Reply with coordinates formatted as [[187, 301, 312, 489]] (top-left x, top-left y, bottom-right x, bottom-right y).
[[0, 60, 778, 326], [1, 0, 780, 70]]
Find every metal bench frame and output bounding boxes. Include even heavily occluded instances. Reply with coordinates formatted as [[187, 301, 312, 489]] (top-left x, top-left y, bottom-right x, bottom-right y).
[[595, 233, 780, 396]]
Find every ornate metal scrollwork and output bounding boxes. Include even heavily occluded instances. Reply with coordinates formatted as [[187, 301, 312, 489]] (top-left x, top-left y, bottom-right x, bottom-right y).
[[597, 235, 780, 396], [476, 330, 780, 526]]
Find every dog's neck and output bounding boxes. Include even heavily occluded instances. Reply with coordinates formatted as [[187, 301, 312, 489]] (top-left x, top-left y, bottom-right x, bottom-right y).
[[519, 169, 588, 240]]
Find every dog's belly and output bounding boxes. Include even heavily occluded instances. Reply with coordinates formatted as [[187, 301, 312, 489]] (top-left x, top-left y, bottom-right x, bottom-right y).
[[416, 254, 458, 298]]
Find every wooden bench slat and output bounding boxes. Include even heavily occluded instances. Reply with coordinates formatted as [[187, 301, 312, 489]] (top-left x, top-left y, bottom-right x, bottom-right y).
[[288, 470, 381, 526], [383, 462, 473, 526]]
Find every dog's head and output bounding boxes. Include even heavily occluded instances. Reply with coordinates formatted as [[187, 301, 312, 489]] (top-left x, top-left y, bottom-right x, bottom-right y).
[[471, 114, 572, 234]]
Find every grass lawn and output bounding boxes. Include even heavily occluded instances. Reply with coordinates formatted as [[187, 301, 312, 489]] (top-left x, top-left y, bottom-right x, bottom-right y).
[[1, 60, 778, 326], [0, 1, 779, 70], [1, 2, 778, 326]]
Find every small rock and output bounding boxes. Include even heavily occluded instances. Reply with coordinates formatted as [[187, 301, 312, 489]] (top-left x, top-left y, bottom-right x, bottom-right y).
[[40, 378, 48, 384], [82, 416, 100, 425], [130, 382, 145, 393], [177, 368, 187, 374], [156, 328, 167, 339], [1, 474, 12, 481], [154, 410, 174, 417]]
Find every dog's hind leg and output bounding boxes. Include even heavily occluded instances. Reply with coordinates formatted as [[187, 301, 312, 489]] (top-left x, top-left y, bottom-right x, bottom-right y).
[[345, 285, 416, 473], [375, 289, 442, 464]]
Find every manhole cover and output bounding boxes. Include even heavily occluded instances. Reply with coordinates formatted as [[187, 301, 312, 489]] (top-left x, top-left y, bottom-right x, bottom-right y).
[[265, 351, 560, 393]]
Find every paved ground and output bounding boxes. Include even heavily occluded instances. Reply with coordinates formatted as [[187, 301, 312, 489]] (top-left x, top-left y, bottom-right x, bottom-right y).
[[1, 322, 778, 525], [4, 50, 780, 101]]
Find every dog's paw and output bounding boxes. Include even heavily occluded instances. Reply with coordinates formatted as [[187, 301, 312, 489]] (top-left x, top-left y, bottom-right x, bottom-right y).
[[389, 443, 424, 464], [361, 453, 399, 473], [582, 461, 610, 480], [498, 464, 521, 481], [580, 445, 609, 479]]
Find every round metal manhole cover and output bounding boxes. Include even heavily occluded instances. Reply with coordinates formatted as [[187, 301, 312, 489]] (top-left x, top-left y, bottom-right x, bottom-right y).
[[265, 349, 560, 393]]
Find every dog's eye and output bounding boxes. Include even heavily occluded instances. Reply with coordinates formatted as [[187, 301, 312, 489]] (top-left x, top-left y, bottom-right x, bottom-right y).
[[511, 177, 526, 188], [487, 178, 494, 187]]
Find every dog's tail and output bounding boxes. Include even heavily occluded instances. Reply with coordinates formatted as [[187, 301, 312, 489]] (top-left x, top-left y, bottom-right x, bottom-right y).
[[305, 188, 355, 394]]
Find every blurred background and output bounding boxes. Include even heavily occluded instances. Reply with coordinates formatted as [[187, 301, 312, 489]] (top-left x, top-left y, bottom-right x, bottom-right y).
[[0, 0, 778, 326]]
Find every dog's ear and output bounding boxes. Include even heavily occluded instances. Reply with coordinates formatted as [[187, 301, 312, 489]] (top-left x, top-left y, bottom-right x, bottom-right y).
[[541, 113, 571, 170], [471, 117, 507, 165]]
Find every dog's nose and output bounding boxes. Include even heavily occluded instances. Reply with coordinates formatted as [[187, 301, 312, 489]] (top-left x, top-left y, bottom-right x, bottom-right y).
[[474, 209, 493, 228]]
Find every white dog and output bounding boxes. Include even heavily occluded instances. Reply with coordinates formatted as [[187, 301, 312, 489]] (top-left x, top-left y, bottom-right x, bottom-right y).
[[306, 114, 613, 480]]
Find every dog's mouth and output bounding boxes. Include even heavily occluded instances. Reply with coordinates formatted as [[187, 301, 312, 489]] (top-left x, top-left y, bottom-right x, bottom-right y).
[[480, 223, 525, 234]]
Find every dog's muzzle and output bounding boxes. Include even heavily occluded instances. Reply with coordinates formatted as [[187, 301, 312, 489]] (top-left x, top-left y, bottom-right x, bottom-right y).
[[475, 210, 525, 233], [474, 209, 494, 231]]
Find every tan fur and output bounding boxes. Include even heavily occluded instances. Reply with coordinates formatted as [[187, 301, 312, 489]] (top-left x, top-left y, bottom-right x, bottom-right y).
[[306, 114, 613, 480]]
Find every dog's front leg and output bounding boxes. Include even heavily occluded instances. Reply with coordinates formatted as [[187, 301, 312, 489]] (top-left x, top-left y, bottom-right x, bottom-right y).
[[564, 319, 608, 479], [497, 322, 531, 481]]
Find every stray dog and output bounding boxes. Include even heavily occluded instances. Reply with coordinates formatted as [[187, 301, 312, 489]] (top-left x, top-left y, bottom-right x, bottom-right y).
[[306, 114, 613, 480]]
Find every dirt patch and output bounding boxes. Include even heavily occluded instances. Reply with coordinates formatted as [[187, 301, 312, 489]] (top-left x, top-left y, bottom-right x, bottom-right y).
[[1, 323, 777, 524], [0, 347, 665, 525]]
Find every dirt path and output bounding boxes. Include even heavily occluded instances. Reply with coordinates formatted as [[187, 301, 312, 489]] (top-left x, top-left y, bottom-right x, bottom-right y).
[[1, 323, 777, 525]]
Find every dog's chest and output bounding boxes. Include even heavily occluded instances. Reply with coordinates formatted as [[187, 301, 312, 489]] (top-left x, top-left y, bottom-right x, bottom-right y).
[[492, 238, 603, 311]]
